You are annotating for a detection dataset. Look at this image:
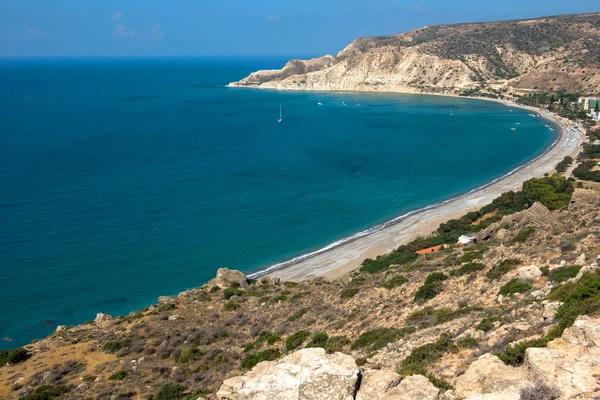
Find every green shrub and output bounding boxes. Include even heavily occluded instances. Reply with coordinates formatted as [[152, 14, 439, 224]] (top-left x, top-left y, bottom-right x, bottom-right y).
[[458, 337, 478, 349], [109, 370, 128, 380], [223, 301, 239, 311], [548, 265, 582, 282], [476, 316, 501, 332], [425, 272, 449, 284], [453, 263, 486, 277], [156, 382, 187, 400], [380, 275, 409, 290], [241, 348, 282, 370], [102, 340, 126, 353], [406, 307, 480, 329], [460, 251, 483, 263], [306, 332, 329, 348], [555, 156, 573, 173], [340, 288, 359, 299], [540, 266, 550, 276], [496, 336, 550, 366], [414, 282, 444, 302], [323, 336, 351, 354], [176, 348, 203, 364], [427, 374, 454, 391], [487, 259, 522, 280], [286, 331, 310, 351], [351, 327, 415, 351], [510, 226, 536, 244], [0, 348, 29, 366], [398, 334, 457, 376], [499, 279, 533, 296], [256, 331, 281, 345], [288, 308, 308, 322], [20, 385, 69, 400], [223, 287, 242, 300]]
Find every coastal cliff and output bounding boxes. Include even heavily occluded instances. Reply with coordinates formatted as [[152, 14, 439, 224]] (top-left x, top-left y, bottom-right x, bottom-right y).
[[230, 13, 600, 95]]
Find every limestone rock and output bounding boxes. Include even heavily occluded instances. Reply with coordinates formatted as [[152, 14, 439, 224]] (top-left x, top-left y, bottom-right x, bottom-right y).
[[168, 315, 180, 321], [393, 375, 440, 400], [158, 296, 174, 303], [211, 268, 250, 289], [575, 264, 599, 280], [542, 301, 562, 322], [356, 369, 402, 400], [55, 325, 67, 333], [454, 353, 532, 400], [575, 253, 586, 265], [216, 348, 359, 400], [524, 316, 600, 399], [516, 265, 541, 280], [94, 313, 113, 329]]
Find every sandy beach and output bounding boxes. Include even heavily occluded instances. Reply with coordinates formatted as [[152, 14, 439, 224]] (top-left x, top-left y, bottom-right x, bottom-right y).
[[257, 98, 584, 282]]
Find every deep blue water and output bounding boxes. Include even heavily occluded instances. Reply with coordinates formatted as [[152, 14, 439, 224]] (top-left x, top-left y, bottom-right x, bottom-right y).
[[0, 57, 555, 348]]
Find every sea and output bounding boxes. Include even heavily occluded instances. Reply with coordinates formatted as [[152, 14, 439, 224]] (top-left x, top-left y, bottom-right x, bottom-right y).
[[0, 57, 556, 349]]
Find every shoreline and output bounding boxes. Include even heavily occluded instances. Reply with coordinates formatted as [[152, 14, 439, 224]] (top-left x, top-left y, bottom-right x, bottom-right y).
[[245, 91, 583, 282]]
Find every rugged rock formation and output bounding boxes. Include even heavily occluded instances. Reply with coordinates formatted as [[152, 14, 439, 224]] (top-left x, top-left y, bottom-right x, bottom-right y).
[[210, 268, 250, 289], [216, 348, 359, 400], [230, 13, 600, 95]]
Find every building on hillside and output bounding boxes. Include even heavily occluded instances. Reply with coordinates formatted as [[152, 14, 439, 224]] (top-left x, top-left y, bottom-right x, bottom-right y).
[[579, 97, 600, 111], [457, 234, 477, 246], [415, 244, 448, 255]]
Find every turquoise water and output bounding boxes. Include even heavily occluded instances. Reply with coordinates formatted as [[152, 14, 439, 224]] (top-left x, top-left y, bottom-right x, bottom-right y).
[[0, 57, 555, 349]]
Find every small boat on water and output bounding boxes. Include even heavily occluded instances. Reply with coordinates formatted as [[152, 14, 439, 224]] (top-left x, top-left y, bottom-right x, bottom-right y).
[[318, 102, 323, 106], [511, 128, 517, 131], [278, 104, 283, 123]]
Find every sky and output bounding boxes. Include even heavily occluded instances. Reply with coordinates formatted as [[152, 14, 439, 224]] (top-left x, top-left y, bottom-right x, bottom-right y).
[[0, 0, 598, 57]]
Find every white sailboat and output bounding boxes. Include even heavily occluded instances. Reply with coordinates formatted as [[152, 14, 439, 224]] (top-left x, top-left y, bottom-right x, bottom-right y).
[[278, 104, 283, 123]]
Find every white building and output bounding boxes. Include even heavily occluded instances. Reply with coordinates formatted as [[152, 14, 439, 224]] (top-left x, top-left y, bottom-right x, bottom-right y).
[[457, 234, 477, 246], [579, 97, 600, 111]]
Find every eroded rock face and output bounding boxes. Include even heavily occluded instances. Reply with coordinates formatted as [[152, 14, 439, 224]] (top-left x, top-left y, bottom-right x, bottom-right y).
[[210, 268, 250, 289], [356, 371, 439, 400], [216, 348, 359, 400], [94, 313, 112, 330]]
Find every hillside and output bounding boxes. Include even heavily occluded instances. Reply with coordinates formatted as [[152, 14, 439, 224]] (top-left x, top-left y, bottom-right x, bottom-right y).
[[2, 176, 600, 399], [230, 13, 600, 96]]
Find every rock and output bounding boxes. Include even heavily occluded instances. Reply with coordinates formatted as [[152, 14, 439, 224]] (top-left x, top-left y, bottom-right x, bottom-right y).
[[168, 315, 180, 321], [77, 382, 88, 390], [495, 229, 509, 240], [393, 375, 440, 400], [14, 377, 25, 386], [158, 296, 174, 303], [216, 348, 359, 400], [356, 369, 402, 400], [454, 354, 532, 400], [210, 268, 250, 289], [94, 313, 113, 329], [55, 325, 67, 333], [479, 202, 552, 243], [575, 264, 599, 280], [542, 301, 562, 322], [575, 253, 586, 265], [43, 371, 54, 381], [524, 315, 600, 399], [516, 265, 541, 280]]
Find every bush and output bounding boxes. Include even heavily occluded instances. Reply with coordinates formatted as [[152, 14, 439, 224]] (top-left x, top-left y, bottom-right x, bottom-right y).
[[425, 272, 449, 284], [380, 275, 408, 290], [306, 332, 329, 348], [351, 327, 415, 351], [476, 316, 501, 332], [520, 382, 560, 400], [548, 265, 582, 282], [414, 282, 444, 302], [458, 337, 478, 349], [499, 279, 533, 296], [109, 370, 128, 380], [398, 334, 457, 376], [496, 336, 550, 366], [156, 382, 187, 400], [176, 348, 203, 364], [20, 385, 69, 400], [340, 288, 359, 299], [223, 287, 242, 300], [453, 262, 486, 277], [323, 336, 351, 354], [288, 308, 308, 322], [511, 226, 536, 244], [223, 301, 239, 311], [241, 348, 282, 370], [406, 307, 479, 329], [460, 251, 483, 263], [286, 331, 310, 351], [487, 259, 522, 280], [555, 156, 573, 173], [102, 340, 126, 353], [0, 348, 29, 366]]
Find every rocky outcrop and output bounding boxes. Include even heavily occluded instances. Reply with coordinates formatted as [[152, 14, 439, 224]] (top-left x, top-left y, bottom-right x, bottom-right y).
[[478, 202, 552, 242], [356, 371, 439, 400], [216, 348, 359, 400], [210, 268, 250, 289], [455, 316, 600, 400], [230, 14, 600, 95]]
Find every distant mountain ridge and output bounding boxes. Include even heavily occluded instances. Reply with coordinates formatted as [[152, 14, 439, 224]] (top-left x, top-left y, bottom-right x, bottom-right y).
[[230, 13, 600, 95]]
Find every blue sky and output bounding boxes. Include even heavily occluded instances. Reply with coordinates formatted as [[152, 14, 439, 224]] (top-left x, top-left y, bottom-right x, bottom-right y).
[[0, 0, 597, 57]]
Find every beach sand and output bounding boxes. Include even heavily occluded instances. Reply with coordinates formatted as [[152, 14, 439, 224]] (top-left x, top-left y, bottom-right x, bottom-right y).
[[259, 99, 583, 282]]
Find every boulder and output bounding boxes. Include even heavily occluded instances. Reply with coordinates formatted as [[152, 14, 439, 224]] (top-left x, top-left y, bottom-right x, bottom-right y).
[[211, 268, 250, 289], [524, 316, 600, 399], [356, 371, 439, 400], [454, 353, 532, 400], [94, 313, 113, 329], [158, 296, 174, 303], [216, 348, 359, 400], [541, 301, 562, 322], [575, 264, 599, 280], [516, 265, 541, 281]]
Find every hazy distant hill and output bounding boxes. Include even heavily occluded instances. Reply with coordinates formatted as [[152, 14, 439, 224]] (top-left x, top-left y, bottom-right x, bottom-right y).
[[231, 13, 600, 95]]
